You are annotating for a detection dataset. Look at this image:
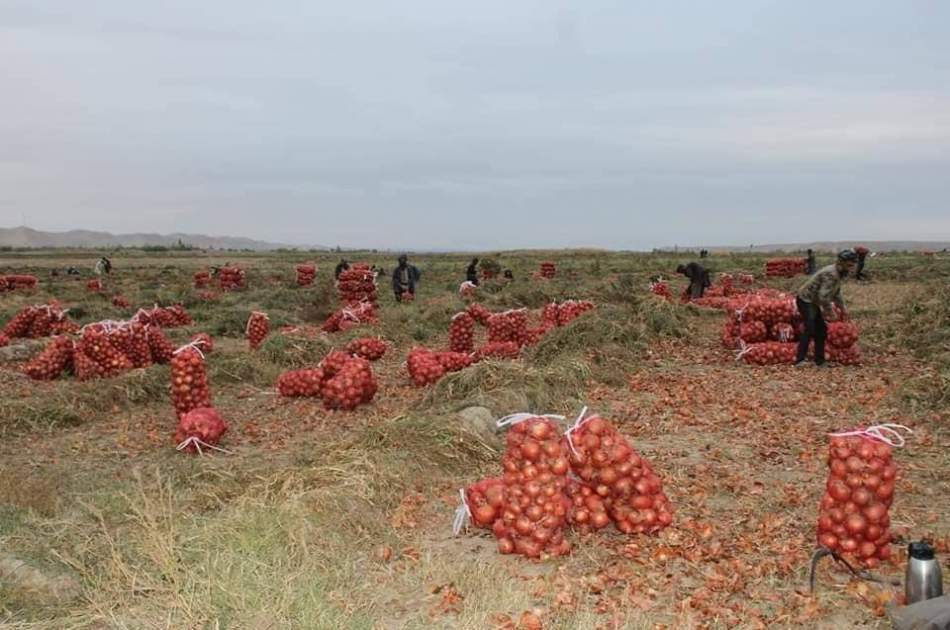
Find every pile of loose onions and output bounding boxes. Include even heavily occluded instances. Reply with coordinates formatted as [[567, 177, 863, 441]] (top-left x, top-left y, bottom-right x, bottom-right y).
[[816, 433, 897, 568], [246, 311, 269, 350]]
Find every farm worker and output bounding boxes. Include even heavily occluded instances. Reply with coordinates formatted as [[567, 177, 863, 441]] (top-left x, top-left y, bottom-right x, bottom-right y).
[[334, 259, 350, 279], [805, 249, 817, 275], [94, 256, 112, 275], [854, 246, 870, 280], [503, 269, 514, 280], [466, 258, 480, 285], [676, 262, 710, 300], [794, 249, 858, 366], [392, 254, 420, 302]]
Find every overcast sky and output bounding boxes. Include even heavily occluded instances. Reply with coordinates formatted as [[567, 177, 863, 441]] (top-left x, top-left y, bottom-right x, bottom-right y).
[[2, 1, 949, 250]]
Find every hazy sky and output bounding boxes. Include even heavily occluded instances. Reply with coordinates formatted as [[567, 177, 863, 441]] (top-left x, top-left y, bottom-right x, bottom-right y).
[[2, 1, 949, 250]]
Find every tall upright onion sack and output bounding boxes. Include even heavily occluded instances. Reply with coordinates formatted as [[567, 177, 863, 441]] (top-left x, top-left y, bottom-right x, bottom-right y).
[[565, 414, 673, 535], [246, 311, 269, 350], [170, 345, 212, 419], [493, 416, 572, 558], [815, 425, 908, 568], [295, 263, 316, 286], [448, 312, 475, 353]]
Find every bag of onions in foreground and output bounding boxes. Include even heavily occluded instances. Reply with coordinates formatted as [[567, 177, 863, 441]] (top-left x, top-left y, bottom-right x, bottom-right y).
[[174, 407, 229, 455], [815, 424, 911, 569]]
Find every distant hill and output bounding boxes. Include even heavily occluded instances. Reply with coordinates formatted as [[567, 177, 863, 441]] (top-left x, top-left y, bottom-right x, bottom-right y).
[[670, 241, 950, 254], [0, 227, 326, 251]]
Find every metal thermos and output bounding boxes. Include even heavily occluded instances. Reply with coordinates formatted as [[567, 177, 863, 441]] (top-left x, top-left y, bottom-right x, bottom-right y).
[[906, 541, 943, 604]]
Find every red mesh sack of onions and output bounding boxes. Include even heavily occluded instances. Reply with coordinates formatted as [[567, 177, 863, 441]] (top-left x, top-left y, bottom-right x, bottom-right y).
[[557, 300, 595, 326], [170, 343, 212, 418], [346, 337, 388, 361], [406, 347, 446, 386], [78, 327, 133, 377], [467, 303, 492, 326], [277, 368, 326, 397], [117, 322, 153, 368], [492, 414, 572, 558], [23, 336, 74, 380], [146, 325, 175, 364], [72, 348, 99, 381], [191, 332, 214, 354], [3, 275, 38, 291], [321, 356, 377, 410], [454, 478, 506, 536], [320, 349, 354, 376], [828, 345, 863, 366], [564, 410, 673, 535], [435, 351, 474, 372], [488, 310, 528, 345], [448, 312, 476, 353], [816, 424, 911, 568], [827, 321, 859, 349], [337, 268, 377, 304], [739, 320, 768, 343], [3, 306, 38, 338], [771, 322, 797, 342], [296, 263, 317, 286], [112, 295, 130, 309], [743, 296, 797, 326], [539, 261, 557, 278], [0, 332, 9, 347], [474, 341, 521, 361], [193, 270, 211, 288], [566, 478, 611, 535], [737, 341, 797, 365], [765, 258, 807, 278], [87, 279, 103, 292], [218, 266, 246, 290], [541, 303, 561, 329], [25, 307, 53, 338], [246, 311, 269, 350], [174, 407, 229, 454]]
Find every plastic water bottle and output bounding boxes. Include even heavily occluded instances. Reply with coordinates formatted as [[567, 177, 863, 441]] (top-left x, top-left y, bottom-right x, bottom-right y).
[[906, 541, 943, 604]]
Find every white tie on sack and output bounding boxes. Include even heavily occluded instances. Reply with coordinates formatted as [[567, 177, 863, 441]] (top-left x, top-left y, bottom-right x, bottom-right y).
[[175, 436, 233, 456], [735, 339, 754, 362], [172, 340, 206, 359], [495, 412, 566, 429], [829, 424, 913, 448], [563, 406, 590, 457], [452, 488, 471, 536]]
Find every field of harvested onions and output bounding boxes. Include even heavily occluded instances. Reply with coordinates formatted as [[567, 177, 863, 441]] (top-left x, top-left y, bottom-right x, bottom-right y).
[[0, 249, 948, 629]]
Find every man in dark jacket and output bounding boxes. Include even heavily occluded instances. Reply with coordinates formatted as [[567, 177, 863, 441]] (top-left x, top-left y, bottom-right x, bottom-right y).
[[466, 258, 480, 285], [676, 262, 710, 300], [392, 254, 420, 302], [334, 259, 349, 279], [795, 249, 857, 366]]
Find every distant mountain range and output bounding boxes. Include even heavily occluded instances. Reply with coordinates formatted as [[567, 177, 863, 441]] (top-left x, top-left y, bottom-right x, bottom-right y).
[[673, 241, 950, 253], [0, 227, 326, 251]]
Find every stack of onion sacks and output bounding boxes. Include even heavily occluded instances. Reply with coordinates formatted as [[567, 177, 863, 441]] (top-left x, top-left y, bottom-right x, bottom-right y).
[[565, 414, 673, 535], [295, 263, 316, 286], [246, 311, 269, 350], [556, 300, 594, 326], [494, 416, 572, 558], [539, 261, 557, 279], [815, 425, 907, 568], [170, 343, 212, 418]]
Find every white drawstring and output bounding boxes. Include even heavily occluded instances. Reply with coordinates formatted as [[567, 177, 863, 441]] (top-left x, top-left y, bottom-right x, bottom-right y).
[[452, 488, 471, 536], [495, 412, 566, 429], [173, 340, 206, 359], [829, 424, 913, 448], [175, 436, 233, 455], [563, 406, 590, 457]]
